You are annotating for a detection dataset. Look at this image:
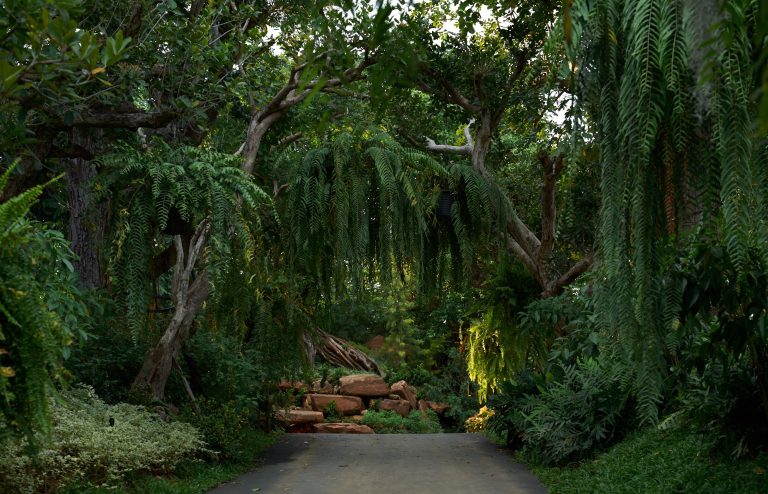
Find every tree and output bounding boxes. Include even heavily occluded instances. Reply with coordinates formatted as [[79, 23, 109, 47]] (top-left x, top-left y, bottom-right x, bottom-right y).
[[569, 0, 768, 422], [379, 1, 593, 297]]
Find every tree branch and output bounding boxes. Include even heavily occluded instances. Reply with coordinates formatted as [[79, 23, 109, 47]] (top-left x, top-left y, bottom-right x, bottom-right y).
[[417, 65, 481, 113], [424, 118, 475, 156], [538, 151, 565, 265], [66, 110, 180, 129], [270, 132, 304, 152], [543, 255, 594, 297]]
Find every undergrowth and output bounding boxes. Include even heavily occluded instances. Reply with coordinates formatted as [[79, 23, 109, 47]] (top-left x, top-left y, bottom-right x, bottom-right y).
[[533, 427, 768, 494]]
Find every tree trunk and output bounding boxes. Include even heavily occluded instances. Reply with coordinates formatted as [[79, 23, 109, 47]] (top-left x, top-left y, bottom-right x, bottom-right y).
[[66, 128, 109, 289], [241, 111, 283, 174], [132, 220, 210, 402], [304, 328, 384, 376]]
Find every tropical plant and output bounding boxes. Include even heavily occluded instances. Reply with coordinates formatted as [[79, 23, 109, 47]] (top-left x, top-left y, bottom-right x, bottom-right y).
[[96, 141, 271, 401], [0, 163, 90, 440], [569, 0, 768, 424], [0, 386, 205, 493]]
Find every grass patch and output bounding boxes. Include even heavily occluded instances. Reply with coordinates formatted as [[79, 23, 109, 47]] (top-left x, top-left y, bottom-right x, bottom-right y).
[[361, 410, 441, 433], [532, 428, 768, 494], [61, 431, 278, 494]]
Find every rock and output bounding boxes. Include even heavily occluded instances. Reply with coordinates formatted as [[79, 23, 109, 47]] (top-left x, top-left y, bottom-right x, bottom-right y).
[[418, 399, 430, 416], [350, 414, 365, 423], [366, 334, 386, 351], [426, 401, 450, 415], [278, 379, 307, 392], [312, 423, 375, 434], [311, 379, 334, 394], [378, 398, 411, 417], [390, 380, 418, 409], [339, 374, 389, 397], [304, 394, 364, 415], [275, 408, 324, 425]]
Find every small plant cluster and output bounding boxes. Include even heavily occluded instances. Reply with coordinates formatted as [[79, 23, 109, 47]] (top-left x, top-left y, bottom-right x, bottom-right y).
[[0, 386, 205, 493], [361, 410, 441, 434], [464, 406, 495, 433]]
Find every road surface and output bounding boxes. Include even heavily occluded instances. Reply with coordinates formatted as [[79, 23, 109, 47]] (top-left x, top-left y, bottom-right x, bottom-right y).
[[207, 433, 546, 494]]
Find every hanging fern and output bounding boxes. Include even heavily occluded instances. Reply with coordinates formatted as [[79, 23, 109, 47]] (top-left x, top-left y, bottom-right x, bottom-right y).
[[96, 141, 272, 337], [281, 129, 504, 300], [571, 0, 768, 423]]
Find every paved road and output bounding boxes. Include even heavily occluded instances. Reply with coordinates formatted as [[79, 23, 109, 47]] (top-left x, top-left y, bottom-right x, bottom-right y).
[[208, 433, 546, 494]]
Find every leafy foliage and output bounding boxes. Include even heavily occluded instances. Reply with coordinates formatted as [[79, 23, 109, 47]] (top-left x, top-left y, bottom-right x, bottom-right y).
[[533, 426, 768, 494], [0, 386, 204, 493], [96, 142, 271, 336], [570, 0, 768, 425], [360, 410, 441, 434], [281, 128, 507, 298], [517, 357, 631, 466], [0, 164, 90, 440]]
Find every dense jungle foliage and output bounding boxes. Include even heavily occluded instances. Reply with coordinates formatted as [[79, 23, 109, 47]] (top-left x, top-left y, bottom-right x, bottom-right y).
[[2, 0, 768, 492]]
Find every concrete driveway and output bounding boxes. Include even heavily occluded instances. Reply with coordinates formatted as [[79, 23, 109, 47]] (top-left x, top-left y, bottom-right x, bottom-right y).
[[207, 433, 546, 494]]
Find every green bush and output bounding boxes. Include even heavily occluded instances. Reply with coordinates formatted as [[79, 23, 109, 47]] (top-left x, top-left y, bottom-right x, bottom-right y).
[[517, 357, 631, 465], [361, 410, 441, 433], [178, 397, 265, 462], [0, 386, 205, 493], [533, 427, 768, 494], [0, 167, 92, 440]]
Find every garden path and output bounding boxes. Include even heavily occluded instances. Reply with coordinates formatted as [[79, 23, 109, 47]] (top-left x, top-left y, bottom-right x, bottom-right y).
[[207, 433, 545, 494]]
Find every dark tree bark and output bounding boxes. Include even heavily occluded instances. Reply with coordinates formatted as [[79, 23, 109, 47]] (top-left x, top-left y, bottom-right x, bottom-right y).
[[65, 128, 109, 289]]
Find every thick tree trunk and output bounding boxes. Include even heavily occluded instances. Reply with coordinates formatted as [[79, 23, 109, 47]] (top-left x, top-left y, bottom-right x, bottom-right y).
[[132, 220, 210, 402], [66, 128, 109, 289]]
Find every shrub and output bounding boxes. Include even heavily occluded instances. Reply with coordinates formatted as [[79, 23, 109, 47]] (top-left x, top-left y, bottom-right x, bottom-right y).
[[464, 406, 495, 433], [0, 167, 92, 440], [178, 397, 265, 462], [0, 386, 205, 493], [517, 358, 631, 465], [361, 410, 441, 433]]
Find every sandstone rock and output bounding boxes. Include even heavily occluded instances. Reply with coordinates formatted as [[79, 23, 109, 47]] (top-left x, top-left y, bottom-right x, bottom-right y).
[[304, 394, 363, 415], [418, 399, 430, 416], [310, 379, 334, 394], [278, 379, 307, 392], [275, 408, 324, 425], [312, 423, 375, 434], [378, 398, 411, 417], [350, 414, 365, 423], [390, 380, 418, 409], [426, 401, 450, 415], [339, 374, 389, 397]]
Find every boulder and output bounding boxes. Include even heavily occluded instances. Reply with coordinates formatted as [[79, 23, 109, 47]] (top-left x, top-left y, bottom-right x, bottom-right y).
[[378, 398, 411, 417], [312, 423, 375, 434], [390, 380, 418, 409], [426, 401, 450, 415], [339, 374, 389, 397], [278, 379, 307, 392], [350, 414, 365, 423], [310, 379, 334, 394], [418, 399, 430, 416], [275, 408, 324, 425], [304, 394, 364, 415]]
